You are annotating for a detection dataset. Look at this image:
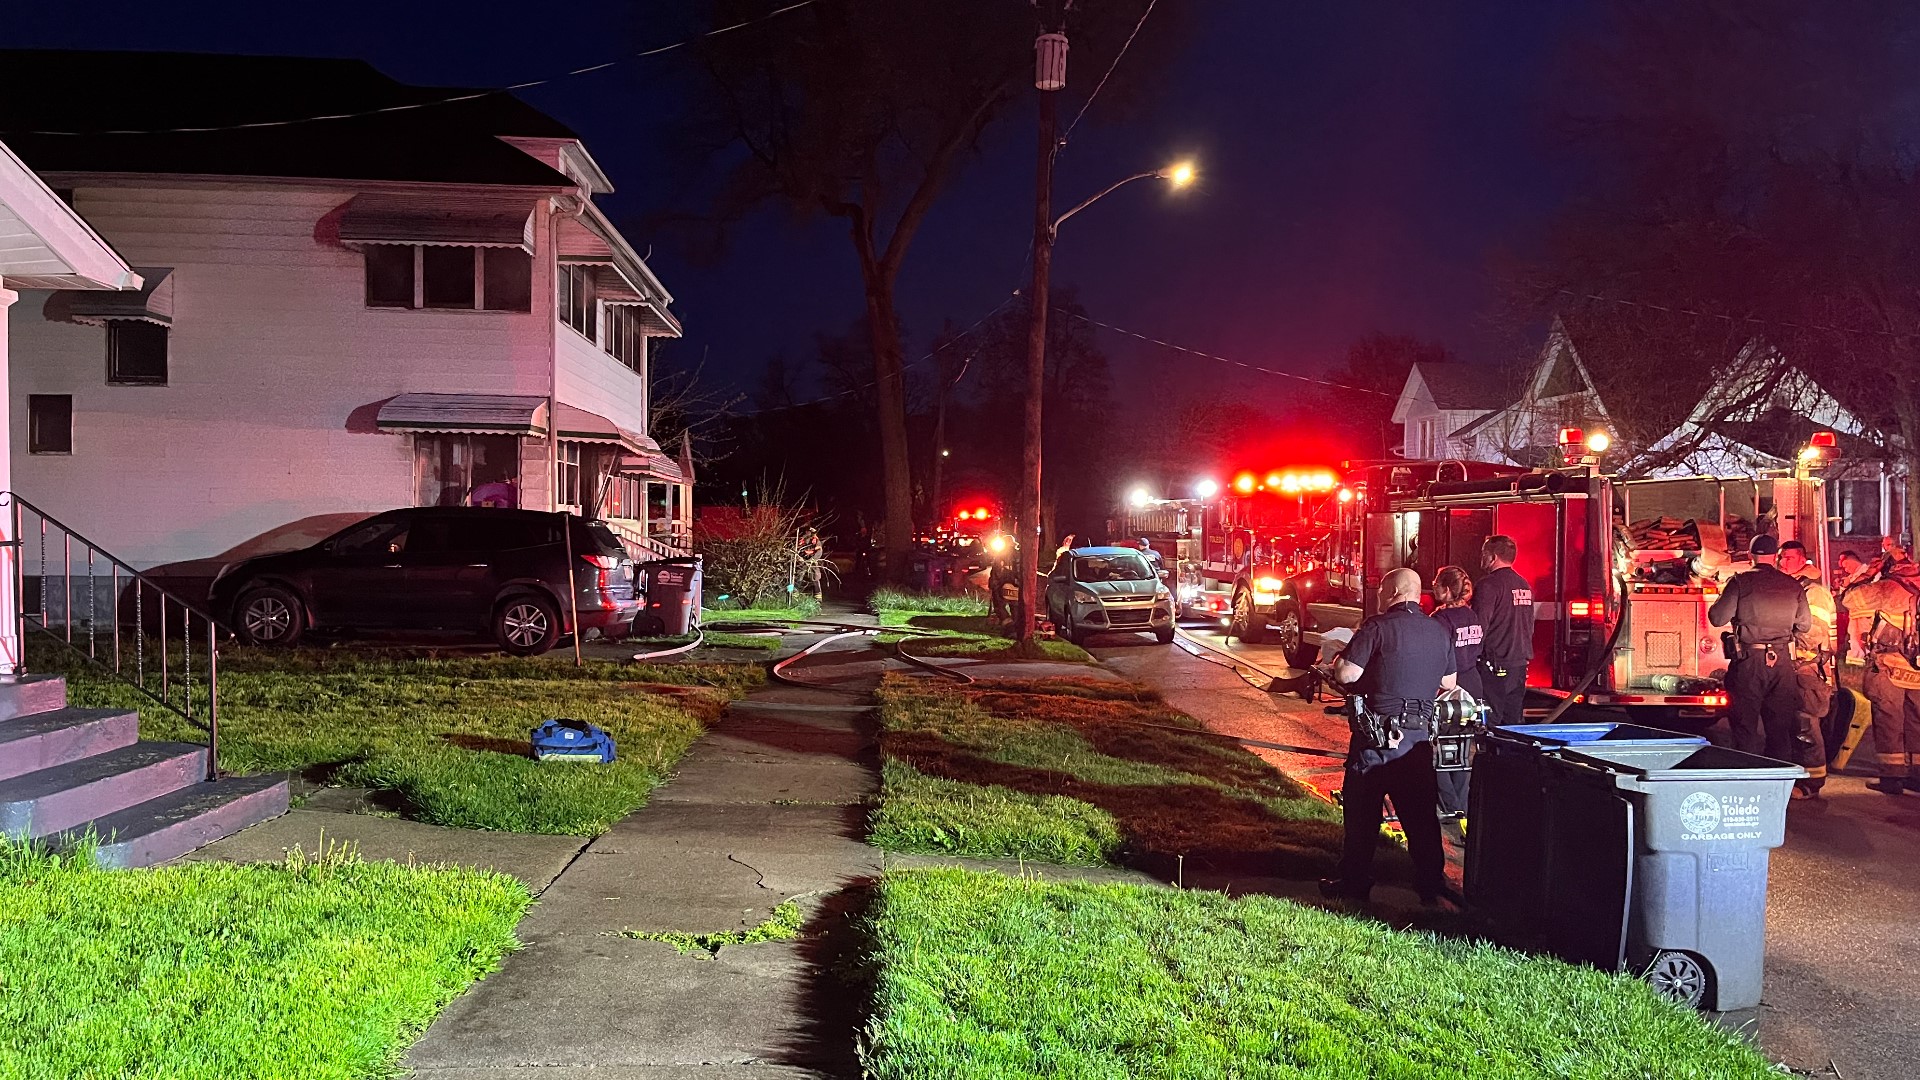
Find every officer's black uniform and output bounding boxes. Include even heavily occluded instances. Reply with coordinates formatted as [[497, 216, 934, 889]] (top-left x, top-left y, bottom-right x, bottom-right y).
[[1329, 600, 1455, 902], [1471, 564, 1534, 726], [1709, 545, 1812, 759]]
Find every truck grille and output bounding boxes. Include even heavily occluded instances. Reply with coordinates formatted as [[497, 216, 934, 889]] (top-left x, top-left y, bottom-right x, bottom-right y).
[[1106, 606, 1154, 627]]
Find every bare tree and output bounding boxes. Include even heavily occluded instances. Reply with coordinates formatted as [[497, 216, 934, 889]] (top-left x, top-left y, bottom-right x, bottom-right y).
[[672, 0, 1180, 580]]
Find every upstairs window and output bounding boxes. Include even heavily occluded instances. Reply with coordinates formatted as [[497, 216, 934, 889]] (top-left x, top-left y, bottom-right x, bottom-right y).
[[558, 264, 597, 342], [606, 305, 647, 373], [366, 245, 532, 312], [106, 321, 169, 385], [29, 395, 73, 455]]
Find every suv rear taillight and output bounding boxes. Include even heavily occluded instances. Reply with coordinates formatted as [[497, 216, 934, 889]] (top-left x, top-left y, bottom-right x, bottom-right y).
[[580, 553, 620, 591]]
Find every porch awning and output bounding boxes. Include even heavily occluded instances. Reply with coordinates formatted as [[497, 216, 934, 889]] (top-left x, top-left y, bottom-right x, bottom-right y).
[[617, 442, 685, 483], [554, 403, 648, 454], [336, 194, 535, 250], [375, 393, 548, 436], [43, 266, 173, 326]]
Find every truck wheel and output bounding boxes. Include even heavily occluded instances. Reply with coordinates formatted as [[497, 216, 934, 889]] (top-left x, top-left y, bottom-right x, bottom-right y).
[[1645, 950, 1710, 1009], [1271, 603, 1312, 667], [1230, 589, 1265, 644]]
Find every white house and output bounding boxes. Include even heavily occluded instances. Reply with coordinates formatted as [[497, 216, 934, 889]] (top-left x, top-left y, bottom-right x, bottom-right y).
[[0, 50, 692, 595], [1388, 362, 1509, 461]]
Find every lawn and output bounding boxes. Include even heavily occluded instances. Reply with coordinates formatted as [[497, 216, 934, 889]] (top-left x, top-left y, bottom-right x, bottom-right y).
[[869, 676, 1345, 878], [870, 588, 989, 618], [0, 842, 528, 1080], [700, 597, 821, 624], [863, 867, 1779, 1080], [43, 646, 762, 836]]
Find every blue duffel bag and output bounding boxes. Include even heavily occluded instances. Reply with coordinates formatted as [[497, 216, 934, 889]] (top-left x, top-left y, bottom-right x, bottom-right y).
[[530, 718, 617, 763]]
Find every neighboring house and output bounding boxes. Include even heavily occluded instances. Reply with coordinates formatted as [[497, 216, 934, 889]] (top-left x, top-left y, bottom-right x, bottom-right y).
[[0, 50, 692, 598], [1406, 313, 1906, 547], [1388, 362, 1508, 461]]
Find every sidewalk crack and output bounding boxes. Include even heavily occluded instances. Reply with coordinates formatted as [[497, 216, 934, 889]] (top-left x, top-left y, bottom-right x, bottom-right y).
[[728, 852, 771, 889]]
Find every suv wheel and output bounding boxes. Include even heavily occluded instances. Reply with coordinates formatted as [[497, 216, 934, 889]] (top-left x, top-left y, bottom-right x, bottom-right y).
[[234, 585, 304, 648], [495, 593, 561, 656]]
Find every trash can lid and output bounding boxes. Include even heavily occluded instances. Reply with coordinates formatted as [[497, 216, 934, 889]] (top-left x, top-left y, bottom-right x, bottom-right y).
[[1489, 723, 1710, 749], [1562, 743, 1807, 781]]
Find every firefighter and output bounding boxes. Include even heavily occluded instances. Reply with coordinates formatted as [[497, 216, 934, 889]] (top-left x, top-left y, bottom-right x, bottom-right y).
[[1470, 535, 1534, 727], [1776, 540, 1833, 798], [1429, 565, 1483, 824], [985, 535, 1018, 624], [1320, 567, 1456, 906], [1861, 547, 1920, 794], [797, 526, 824, 601], [1709, 535, 1812, 761]]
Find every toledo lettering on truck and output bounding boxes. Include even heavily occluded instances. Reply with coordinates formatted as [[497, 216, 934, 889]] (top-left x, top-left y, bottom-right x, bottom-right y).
[[1678, 791, 1766, 841]]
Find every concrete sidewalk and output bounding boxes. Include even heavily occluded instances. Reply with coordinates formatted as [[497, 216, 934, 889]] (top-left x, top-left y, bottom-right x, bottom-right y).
[[402, 637, 1151, 1080]]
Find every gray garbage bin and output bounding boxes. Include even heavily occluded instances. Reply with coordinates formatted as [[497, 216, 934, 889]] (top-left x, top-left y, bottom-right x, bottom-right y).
[[1467, 724, 1707, 945], [1556, 743, 1803, 1012], [638, 556, 702, 636]]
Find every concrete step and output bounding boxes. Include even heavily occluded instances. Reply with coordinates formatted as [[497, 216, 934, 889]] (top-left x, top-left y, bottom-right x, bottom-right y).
[[0, 708, 140, 782], [0, 741, 208, 839], [71, 773, 291, 869], [0, 675, 68, 721]]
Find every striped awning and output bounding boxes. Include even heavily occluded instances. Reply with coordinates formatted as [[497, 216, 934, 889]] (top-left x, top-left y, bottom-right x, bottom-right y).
[[553, 403, 650, 454], [617, 445, 685, 483], [375, 393, 547, 435], [336, 194, 535, 251], [43, 266, 173, 326]]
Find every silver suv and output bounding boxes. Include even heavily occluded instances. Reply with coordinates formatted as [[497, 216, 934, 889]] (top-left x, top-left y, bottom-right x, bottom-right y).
[[1044, 546, 1176, 645]]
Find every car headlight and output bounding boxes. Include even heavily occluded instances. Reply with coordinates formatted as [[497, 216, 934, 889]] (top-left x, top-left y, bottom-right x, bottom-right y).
[[1072, 587, 1099, 604], [1251, 575, 1284, 605]]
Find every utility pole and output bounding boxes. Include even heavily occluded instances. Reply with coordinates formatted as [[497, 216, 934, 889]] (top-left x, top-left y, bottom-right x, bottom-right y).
[[1017, 21, 1067, 648]]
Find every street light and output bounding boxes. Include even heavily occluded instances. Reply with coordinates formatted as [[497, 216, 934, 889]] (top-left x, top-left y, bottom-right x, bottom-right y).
[[1049, 162, 1198, 239]]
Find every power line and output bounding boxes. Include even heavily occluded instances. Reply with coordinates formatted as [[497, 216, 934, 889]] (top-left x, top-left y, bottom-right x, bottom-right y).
[[1060, 310, 1397, 397], [7, 2, 817, 137], [1556, 288, 1917, 342], [1061, 0, 1159, 145], [740, 292, 1021, 416]]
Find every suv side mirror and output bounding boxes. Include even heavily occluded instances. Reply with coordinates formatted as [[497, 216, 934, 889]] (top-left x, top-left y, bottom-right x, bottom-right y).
[[1159, 568, 1172, 582]]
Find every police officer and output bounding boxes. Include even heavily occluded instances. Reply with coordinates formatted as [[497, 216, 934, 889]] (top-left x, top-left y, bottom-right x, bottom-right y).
[[1470, 535, 1534, 727], [1320, 567, 1456, 906], [1709, 535, 1812, 759]]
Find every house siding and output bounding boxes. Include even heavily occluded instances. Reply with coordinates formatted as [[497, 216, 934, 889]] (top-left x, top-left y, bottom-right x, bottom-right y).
[[4, 183, 585, 569], [556, 321, 646, 434]]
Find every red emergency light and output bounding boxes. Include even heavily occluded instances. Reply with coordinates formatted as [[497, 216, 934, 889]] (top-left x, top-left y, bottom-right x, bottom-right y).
[[1558, 427, 1583, 446], [1233, 472, 1257, 494], [1809, 430, 1837, 449]]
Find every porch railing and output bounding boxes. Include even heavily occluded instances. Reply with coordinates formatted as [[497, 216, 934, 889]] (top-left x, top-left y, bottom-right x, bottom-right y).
[[1, 492, 219, 781], [603, 516, 692, 562]]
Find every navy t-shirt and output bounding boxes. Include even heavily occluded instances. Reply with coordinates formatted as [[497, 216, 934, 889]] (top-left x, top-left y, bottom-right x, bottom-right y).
[[1432, 605, 1485, 700], [1471, 565, 1536, 665], [1342, 601, 1457, 768]]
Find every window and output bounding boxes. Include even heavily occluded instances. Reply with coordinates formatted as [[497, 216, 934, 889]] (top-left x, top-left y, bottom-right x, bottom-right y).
[[558, 264, 597, 341], [413, 434, 520, 507], [365, 245, 415, 307], [604, 475, 642, 518], [605, 305, 647, 372], [1832, 479, 1882, 535], [557, 442, 583, 509], [1416, 418, 1438, 458], [106, 321, 169, 385], [333, 518, 409, 556], [422, 247, 475, 309], [29, 395, 72, 455], [366, 246, 531, 312], [483, 248, 533, 311]]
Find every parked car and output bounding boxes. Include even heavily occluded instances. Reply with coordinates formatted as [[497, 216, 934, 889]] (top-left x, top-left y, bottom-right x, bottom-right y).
[[208, 508, 639, 655], [1044, 546, 1177, 645]]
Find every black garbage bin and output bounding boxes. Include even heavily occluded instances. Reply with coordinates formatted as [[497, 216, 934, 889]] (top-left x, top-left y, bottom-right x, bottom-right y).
[[637, 556, 702, 636], [1554, 742, 1803, 1012], [1467, 724, 1707, 944]]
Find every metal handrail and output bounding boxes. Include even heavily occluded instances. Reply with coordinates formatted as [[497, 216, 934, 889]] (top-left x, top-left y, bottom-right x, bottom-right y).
[[601, 516, 692, 562], [1, 491, 220, 781]]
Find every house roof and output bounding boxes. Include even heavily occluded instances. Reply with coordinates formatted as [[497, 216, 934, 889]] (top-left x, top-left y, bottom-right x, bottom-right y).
[[0, 50, 575, 189], [1704, 408, 1883, 463], [1411, 363, 1507, 411], [0, 138, 140, 291]]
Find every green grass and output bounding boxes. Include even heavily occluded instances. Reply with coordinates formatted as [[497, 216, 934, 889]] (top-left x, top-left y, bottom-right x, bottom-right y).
[[700, 596, 821, 623], [620, 900, 806, 956], [0, 842, 529, 1080], [870, 677, 1342, 874], [41, 647, 761, 836], [878, 613, 1093, 663], [863, 868, 1778, 1080], [867, 760, 1123, 866], [870, 588, 989, 618]]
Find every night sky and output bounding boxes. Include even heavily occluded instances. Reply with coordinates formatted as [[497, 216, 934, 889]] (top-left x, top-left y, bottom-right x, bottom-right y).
[[2, 0, 1593, 399]]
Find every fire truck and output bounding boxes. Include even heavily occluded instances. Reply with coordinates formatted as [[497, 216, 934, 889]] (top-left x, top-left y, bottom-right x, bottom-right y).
[[1270, 433, 1832, 726]]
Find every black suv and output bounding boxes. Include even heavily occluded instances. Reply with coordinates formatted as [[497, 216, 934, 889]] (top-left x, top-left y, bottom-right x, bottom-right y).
[[209, 508, 639, 655]]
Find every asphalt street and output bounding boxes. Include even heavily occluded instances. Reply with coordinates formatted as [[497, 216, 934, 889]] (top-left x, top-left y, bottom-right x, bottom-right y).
[[1091, 620, 1920, 1080]]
